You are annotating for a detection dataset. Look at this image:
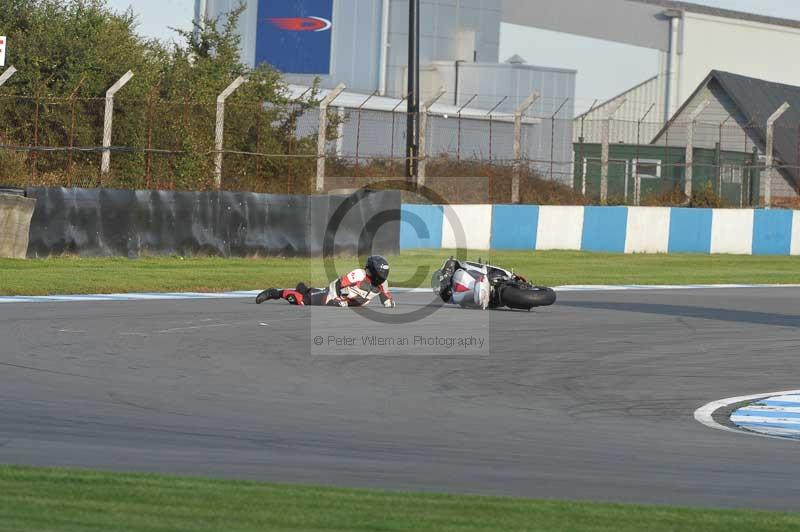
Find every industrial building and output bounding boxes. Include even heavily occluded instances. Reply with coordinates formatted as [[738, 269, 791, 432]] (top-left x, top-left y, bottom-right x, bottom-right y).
[[653, 70, 800, 201], [195, 0, 577, 180], [574, 71, 800, 206], [196, 0, 800, 194], [569, 0, 800, 144]]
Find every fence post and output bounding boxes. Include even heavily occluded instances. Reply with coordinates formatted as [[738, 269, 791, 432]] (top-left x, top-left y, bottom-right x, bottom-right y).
[[0, 66, 16, 87], [718, 115, 732, 198], [634, 103, 656, 205], [714, 141, 722, 199], [418, 86, 446, 188], [316, 83, 346, 193], [600, 98, 626, 203], [750, 146, 759, 207], [513, 91, 540, 204], [578, 99, 598, 197], [101, 70, 134, 176], [549, 97, 570, 181], [213, 75, 247, 189], [765, 102, 790, 209], [684, 99, 709, 198]]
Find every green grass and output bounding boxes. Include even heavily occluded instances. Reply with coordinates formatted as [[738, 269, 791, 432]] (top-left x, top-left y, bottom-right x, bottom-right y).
[[1, 251, 800, 296], [0, 466, 797, 532]]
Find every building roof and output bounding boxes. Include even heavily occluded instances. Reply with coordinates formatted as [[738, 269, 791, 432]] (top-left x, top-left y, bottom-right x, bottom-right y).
[[655, 70, 800, 188], [629, 0, 800, 30], [283, 84, 541, 124]]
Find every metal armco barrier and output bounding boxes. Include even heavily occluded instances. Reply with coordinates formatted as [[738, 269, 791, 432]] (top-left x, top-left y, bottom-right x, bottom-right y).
[[25, 188, 400, 258]]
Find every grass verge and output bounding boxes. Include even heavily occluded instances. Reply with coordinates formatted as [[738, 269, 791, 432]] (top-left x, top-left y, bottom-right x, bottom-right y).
[[0, 465, 798, 532], [1, 251, 799, 296]]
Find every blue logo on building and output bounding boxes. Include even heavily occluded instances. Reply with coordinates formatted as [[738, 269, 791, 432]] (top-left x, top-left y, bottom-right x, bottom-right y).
[[256, 0, 333, 75]]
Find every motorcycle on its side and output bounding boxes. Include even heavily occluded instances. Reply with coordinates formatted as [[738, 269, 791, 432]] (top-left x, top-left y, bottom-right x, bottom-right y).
[[431, 259, 557, 311]]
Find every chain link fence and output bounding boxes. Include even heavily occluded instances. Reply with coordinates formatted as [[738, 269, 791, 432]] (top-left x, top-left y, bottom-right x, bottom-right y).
[[574, 114, 800, 209], [1, 85, 799, 207]]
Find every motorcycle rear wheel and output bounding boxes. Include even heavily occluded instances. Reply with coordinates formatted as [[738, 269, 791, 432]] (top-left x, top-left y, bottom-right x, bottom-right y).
[[497, 285, 557, 310]]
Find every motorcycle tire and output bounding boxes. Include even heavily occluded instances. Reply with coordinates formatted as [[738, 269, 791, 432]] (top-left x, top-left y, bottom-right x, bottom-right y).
[[497, 285, 557, 310]]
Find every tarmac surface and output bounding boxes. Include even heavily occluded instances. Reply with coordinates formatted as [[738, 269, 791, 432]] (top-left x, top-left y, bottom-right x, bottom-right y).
[[1, 287, 800, 510]]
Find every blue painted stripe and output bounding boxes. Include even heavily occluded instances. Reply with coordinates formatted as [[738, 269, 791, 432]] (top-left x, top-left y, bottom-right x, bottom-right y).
[[581, 206, 628, 253], [400, 204, 443, 249], [733, 409, 800, 419], [490, 205, 539, 250], [668, 208, 712, 253], [755, 400, 800, 408], [752, 209, 793, 255]]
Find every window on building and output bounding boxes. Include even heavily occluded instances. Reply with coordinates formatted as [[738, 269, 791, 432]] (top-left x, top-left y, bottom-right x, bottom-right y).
[[721, 164, 743, 184], [633, 159, 661, 179]]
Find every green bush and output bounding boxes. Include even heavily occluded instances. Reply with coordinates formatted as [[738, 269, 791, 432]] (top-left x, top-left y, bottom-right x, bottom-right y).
[[690, 182, 727, 208], [0, 0, 322, 192]]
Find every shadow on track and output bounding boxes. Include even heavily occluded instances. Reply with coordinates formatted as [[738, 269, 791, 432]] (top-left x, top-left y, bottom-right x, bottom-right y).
[[558, 301, 800, 328]]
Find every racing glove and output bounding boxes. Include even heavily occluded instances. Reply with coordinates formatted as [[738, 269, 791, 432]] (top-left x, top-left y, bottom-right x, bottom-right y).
[[383, 298, 396, 309]]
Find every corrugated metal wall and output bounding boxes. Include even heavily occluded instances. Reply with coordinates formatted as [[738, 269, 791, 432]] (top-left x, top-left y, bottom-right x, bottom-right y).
[[431, 61, 576, 114], [573, 143, 756, 205], [331, 110, 569, 181], [573, 75, 666, 145], [653, 83, 749, 150]]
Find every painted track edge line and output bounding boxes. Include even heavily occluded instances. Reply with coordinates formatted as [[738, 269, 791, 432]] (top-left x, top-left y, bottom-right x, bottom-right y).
[[2, 284, 800, 303], [694, 389, 800, 441]]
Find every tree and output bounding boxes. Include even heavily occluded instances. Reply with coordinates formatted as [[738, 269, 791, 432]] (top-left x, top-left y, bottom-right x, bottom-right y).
[[0, 0, 319, 191]]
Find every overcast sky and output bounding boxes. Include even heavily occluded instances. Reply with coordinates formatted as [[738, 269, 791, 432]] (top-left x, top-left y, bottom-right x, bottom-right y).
[[108, 0, 800, 114]]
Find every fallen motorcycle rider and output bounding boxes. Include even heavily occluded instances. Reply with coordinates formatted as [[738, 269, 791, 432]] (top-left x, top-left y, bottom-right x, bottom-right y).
[[432, 258, 556, 310], [255, 255, 396, 308]]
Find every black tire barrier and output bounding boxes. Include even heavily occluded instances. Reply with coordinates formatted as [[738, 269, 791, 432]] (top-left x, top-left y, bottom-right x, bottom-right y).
[[25, 187, 401, 258], [498, 285, 557, 310]]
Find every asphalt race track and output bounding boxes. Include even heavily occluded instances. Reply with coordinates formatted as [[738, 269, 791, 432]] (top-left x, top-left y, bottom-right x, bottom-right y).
[[2, 288, 800, 510]]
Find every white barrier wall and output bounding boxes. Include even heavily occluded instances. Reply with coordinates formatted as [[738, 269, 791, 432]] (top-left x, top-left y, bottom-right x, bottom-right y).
[[441, 204, 492, 250], [794, 211, 800, 256], [625, 207, 671, 254], [400, 205, 800, 255], [535, 206, 584, 251], [710, 209, 754, 255]]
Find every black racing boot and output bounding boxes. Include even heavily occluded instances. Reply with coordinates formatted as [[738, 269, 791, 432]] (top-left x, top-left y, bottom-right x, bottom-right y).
[[255, 288, 281, 304]]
